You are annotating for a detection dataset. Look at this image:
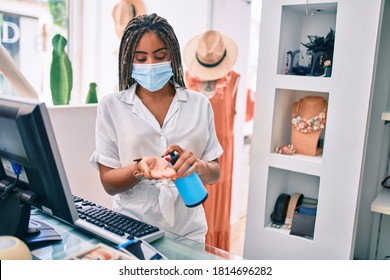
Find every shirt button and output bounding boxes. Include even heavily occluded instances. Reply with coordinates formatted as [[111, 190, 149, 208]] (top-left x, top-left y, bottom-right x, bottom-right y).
[[160, 136, 165, 141]]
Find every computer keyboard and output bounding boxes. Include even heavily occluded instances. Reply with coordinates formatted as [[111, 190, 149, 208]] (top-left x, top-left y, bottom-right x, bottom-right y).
[[73, 195, 165, 244]]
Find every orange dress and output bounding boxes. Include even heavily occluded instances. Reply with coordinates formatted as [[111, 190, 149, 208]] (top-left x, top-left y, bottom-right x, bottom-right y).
[[185, 70, 240, 251], [245, 88, 255, 122]]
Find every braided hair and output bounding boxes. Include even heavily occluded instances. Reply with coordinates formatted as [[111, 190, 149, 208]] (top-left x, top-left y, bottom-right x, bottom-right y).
[[118, 13, 185, 91]]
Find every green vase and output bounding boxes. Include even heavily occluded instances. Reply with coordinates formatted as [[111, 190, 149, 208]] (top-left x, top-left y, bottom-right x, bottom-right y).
[[86, 82, 98, 104]]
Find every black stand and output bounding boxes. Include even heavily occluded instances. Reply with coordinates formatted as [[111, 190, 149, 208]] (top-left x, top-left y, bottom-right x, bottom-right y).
[[0, 190, 31, 239], [0, 188, 63, 249]]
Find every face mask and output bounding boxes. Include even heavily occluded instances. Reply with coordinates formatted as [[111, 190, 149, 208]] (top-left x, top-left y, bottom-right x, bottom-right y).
[[131, 61, 174, 92]]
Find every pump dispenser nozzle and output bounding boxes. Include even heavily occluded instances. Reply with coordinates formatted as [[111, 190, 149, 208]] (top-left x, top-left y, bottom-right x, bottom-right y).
[[163, 151, 180, 165]]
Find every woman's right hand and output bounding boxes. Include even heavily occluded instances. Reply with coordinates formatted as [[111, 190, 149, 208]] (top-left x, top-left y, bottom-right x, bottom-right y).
[[163, 145, 207, 178], [163, 144, 220, 184]]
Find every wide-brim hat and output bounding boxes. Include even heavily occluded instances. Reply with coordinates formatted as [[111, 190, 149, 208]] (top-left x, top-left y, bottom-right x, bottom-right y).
[[112, 0, 145, 38], [183, 30, 238, 81]]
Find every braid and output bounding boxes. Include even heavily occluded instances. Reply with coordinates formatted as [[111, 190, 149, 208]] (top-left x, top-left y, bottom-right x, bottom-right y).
[[118, 13, 185, 91]]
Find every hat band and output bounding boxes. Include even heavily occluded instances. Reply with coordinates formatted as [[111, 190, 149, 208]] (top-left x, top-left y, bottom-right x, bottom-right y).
[[196, 49, 227, 68]]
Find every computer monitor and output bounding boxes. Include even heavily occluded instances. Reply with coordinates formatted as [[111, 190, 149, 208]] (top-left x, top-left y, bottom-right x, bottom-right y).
[[0, 95, 78, 239]]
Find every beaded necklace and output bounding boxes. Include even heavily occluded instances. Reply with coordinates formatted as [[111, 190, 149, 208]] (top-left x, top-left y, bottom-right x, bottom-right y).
[[292, 98, 327, 133]]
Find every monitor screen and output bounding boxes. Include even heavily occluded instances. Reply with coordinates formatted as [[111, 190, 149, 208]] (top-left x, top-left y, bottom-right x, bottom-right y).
[[0, 95, 78, 238]]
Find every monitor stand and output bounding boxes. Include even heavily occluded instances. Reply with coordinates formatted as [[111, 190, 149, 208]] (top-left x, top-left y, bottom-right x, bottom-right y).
[[0, 188, 62, 247], [0, 189, 30, 238]]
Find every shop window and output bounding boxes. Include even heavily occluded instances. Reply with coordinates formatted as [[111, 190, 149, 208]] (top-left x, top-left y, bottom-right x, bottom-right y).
[[0, 0, 68, 104]]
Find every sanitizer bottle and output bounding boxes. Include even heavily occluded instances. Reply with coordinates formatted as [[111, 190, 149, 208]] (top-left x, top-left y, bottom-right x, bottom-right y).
[[164, 151, 208, 207]]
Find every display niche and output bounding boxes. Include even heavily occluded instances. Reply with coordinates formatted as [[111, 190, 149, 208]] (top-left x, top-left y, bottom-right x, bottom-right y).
[[266, 166, 320, 240], [277, 2, 337, 77], [272, 89, 329, 159]]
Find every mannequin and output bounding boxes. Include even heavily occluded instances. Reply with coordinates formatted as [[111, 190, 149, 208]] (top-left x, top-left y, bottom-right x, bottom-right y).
[[183, 30, 239, 251], [291, 96, 327, 156], [0, 44, 38, 99], [198, 80, 218, 99], [185, 70, 240, 252]]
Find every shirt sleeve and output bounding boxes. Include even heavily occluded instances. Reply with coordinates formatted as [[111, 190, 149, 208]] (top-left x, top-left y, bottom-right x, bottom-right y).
[[90, 97, 121, 170]]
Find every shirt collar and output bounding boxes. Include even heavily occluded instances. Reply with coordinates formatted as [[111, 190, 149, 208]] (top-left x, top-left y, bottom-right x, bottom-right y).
[[119, 83, 137, 105]]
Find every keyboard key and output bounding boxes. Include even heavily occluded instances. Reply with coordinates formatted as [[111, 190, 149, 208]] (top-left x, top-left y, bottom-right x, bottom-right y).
[[73, 195, 163, 242]]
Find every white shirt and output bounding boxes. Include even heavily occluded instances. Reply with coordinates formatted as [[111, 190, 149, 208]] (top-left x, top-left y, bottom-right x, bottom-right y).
[[90, 83, 223, 243]]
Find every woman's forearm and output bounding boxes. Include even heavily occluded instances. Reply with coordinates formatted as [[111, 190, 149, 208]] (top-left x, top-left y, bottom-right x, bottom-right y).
[[198, 159, 220, 185], [98, 162, 140, 196]]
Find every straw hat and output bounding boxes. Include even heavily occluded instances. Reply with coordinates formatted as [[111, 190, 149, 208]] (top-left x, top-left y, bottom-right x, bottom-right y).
[[112, 0, 145, 38], [183, 30, 238, 81]]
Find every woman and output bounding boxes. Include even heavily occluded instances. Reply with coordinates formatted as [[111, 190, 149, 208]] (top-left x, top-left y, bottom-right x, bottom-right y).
[[90, 13, 222, 243]]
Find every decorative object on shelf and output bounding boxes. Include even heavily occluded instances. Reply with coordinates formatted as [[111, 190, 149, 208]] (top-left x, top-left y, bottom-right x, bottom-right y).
[[301, 28, 335, 55], [322, 60, 332, 77], [284, 192, 304, 229], [270, 191, 318, 240], [86, 82, 98, 104], [291, 96, 328, 156], [285, 49, 326, 76], [286, 28, 335, 76], [271, 193, 291, 228], [292, 98, 327, 133], [289, 208, 316, 239], [285, 49, 300, 74], [275, 144, 296, 155], [286, 195, 318, 239], [309, 51, 325, 76], [50, 34, 73, 105], [301, 27, 335, 76]]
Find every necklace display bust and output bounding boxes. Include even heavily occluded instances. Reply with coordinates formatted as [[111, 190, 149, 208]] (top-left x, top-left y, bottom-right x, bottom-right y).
[[291, 96, 327, 156], [196, 80, 217, 98]]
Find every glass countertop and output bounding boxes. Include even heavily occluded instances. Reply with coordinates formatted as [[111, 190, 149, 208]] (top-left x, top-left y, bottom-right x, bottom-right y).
[[29, 210, 243, 260]]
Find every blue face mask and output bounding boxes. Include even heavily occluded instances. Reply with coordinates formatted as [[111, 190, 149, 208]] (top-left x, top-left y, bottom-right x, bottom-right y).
[[131, 61, 174, 92]]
